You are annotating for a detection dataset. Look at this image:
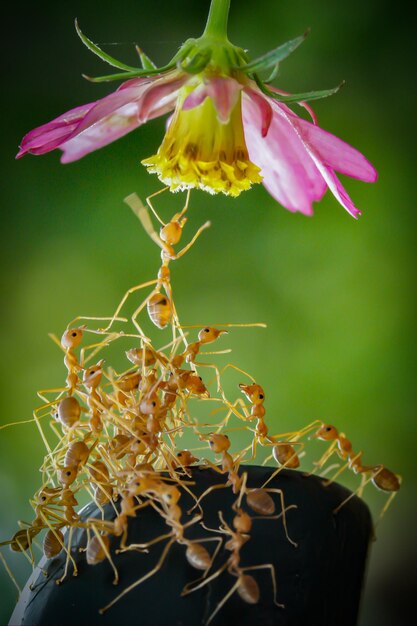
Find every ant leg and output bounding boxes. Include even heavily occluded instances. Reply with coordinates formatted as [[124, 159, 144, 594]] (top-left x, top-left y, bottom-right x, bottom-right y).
[[333, 478, 371, 515], [145, 187, 170, 225], [309, 440, 339, 475], [174, 220, 211, 259], [188, 482, 228, 514], [376, 490, 399, 524], [242, 563, 284, 608], [90, 525, 119, 584], [176, 188, 191, 220], [205, 577, 241, 626], [257, 489, 298, 547], [179, 323, 266, 332], [66, 315, 127, 329], [193, 361, 225, 393], [0, 552, 21, 595], [323, 457, 354, 486], [219, 362, 257, 383], [129, 286, 163, 339], [181, 536, 223, 592], [99, 538, 175, 614], [219, 397, 249, 424], [181, 561, 229, 597], [270, 420, 323, 442], [125, 193, 167, 254], [80, 333, 122, 367], [100, 279, 159, 332], [261, 443, 305, 488], [55, 526, 78, 585], [118, 531, 172, 553]]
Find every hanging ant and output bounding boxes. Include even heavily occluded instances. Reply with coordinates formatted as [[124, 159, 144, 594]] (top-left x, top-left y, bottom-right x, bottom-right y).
[[82, 359, 106, 432], [61, 326, 86, 395], [101, 190, 210, 341]]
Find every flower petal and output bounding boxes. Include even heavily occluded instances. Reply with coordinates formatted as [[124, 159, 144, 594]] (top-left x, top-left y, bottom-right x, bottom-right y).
[[289, 115, 378, 183], [243, 91, 326, 215], [272, 103, 375, 217], [244, 88, 273, 137], [137, 74, 188, 123], [16, 103, 96, 158], [17, 73, 182, 163], [60, 102, 145, 163], [183, 77, 242, 124]]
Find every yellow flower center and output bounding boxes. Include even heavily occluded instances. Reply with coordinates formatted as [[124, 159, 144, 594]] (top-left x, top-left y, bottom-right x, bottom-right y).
[[142, 87, 262, 197]]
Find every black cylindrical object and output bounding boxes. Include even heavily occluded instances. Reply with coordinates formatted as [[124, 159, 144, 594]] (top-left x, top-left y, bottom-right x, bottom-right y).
[[9, 466, 372, 626]]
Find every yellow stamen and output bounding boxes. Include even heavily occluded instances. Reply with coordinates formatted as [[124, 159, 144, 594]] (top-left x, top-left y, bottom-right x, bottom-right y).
[[142, 89, 262, 197]]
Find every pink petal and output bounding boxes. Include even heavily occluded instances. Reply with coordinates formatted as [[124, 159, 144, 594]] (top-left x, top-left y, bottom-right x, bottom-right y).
[[138, 75, 187, 123], [182, 84, 208, 111], [16, 72, 182, 163], [243, 91, 326, 215], [183, 77, 242, 123], [16, 103, 96, 158], [272, 102, 375, 217], [244, 88, 273, 137], [289, 115, 378, 183], [60, 101, 146, 163]]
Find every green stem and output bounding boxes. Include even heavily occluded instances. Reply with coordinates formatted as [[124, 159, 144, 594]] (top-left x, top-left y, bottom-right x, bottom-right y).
[[203, 0, 231, 39]]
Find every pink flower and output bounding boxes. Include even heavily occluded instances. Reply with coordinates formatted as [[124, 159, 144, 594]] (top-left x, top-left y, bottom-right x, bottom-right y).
[[17, 15, 377, 217]]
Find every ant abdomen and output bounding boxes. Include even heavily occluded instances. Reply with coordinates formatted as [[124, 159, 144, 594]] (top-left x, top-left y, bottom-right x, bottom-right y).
[[9, 528, 39, 552], [86, 534, 110, 565], [147, 293, 172, 329], [43, 529, 63, 559], [273, 443, 300, 469], [373, 468, 401, 492], [185, 543, 211, 571], [57, 396, 81, 428], [65, 441, 89, 468], [237, 574, 260, 604], [246, 489, 275, 516], [88, 461, 109, 483]]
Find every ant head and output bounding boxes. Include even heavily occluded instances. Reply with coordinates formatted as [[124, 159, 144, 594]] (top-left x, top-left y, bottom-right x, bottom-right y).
[[83, 360, 104, 387], [36, 487, 56, 504], [313, 423, 339, 441], [239, 383, 265, 404], [140, 393, 161, 415], [232, 508, 252, 533], [197, 327, 227, 344], [186, 373, 209, 397], [58, 466, 78, 486], [61, 326, 86, 349], [160, 220, 184, 246], [177, 450, 198, 465], [208, 433, 230, 453], [162, 485, 181, 505]]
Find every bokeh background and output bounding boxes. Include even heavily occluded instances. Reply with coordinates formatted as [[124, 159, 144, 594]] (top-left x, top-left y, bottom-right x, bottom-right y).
[[1, 1, 415, 624]]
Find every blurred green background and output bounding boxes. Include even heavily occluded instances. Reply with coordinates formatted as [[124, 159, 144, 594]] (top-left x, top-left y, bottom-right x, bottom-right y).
[[0, 1, 415, 624]]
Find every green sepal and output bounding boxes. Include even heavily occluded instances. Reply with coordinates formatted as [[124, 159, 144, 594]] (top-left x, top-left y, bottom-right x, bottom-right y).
[[255, 75, 345, 103], [180, 48, 212, 74], [264, 63, 280, 84], [82, 63, 176, 83], [75, 19, 139, 72], [136, 46, 157, 70], [241, 31, 309, 74]]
